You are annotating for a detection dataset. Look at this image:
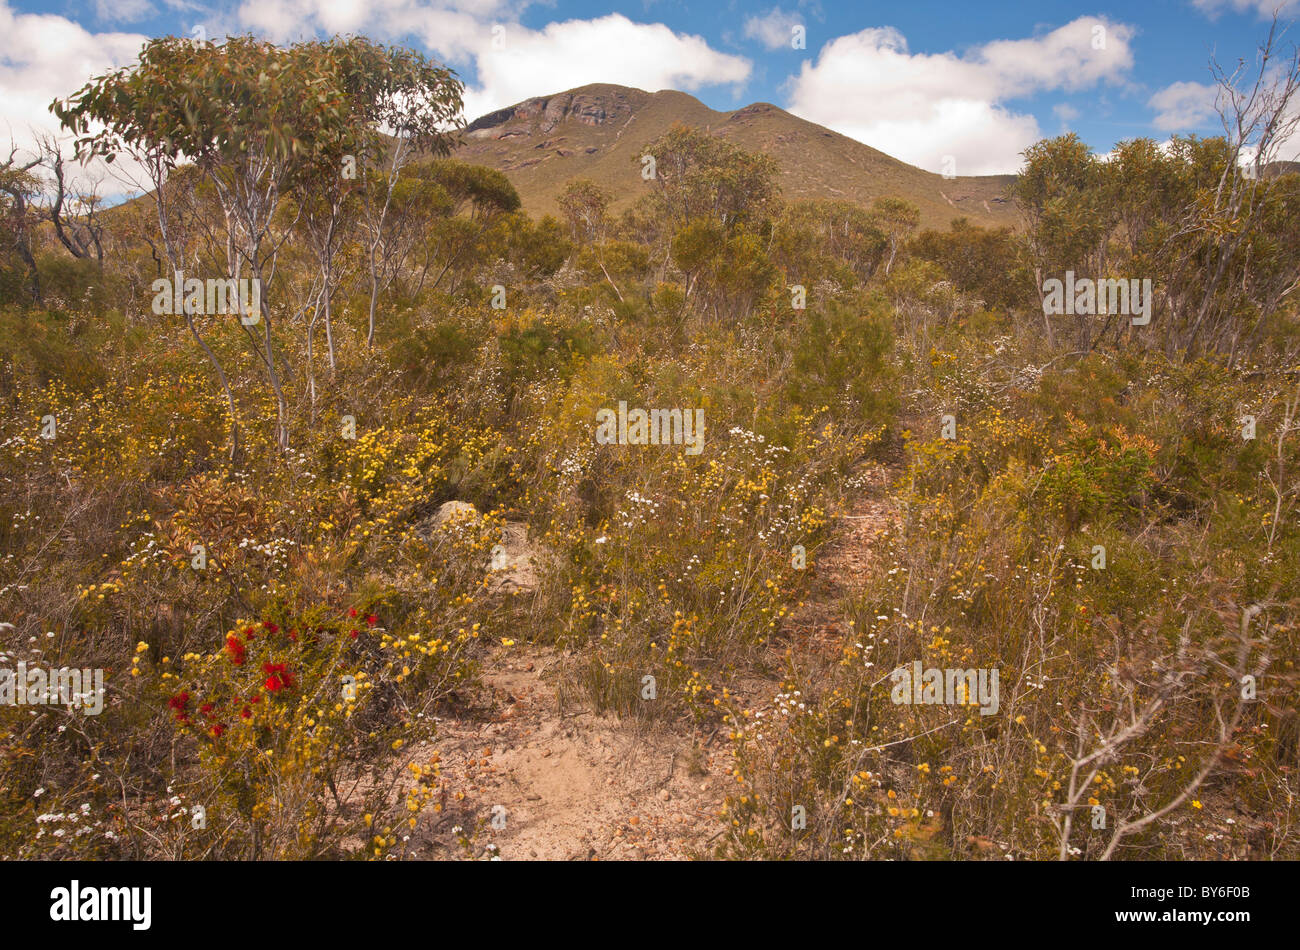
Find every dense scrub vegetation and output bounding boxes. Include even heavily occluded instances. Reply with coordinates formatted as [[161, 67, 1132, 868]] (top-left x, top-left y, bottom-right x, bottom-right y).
[[2, 34, 1298, 860]]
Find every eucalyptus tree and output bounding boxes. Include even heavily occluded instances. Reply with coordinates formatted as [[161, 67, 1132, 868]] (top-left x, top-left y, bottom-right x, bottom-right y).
[[54, 35, 464, 452], [559, 178, 610, 245], [340, 41, 465, 349], [641, 126, 780, 235], [404, 160, 520, 297], [559, 179, 624, 298]]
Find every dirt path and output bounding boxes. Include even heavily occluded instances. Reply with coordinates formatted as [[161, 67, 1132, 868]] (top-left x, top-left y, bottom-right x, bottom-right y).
[[407, 464, 899, 860], [780, 463, 900, 657], [410, 644, 736, 859]]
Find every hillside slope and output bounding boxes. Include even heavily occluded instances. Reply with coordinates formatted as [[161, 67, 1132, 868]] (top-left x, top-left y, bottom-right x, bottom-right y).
[[454, 83, 1018, 230]]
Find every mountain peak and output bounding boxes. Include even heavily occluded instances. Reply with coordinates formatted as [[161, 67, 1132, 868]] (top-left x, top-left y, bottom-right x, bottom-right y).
[[465, 84, 652, 138], [455, 85, 1016, 229]]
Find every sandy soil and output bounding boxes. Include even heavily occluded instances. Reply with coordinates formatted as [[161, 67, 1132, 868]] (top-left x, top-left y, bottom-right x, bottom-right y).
[[402, 466, 897, 860], [412, 644, 736, 860]]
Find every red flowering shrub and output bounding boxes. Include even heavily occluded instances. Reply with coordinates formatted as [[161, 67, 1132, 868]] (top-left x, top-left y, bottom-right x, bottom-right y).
[[127, 509, 497, 859], [261, 662, 294, 692]]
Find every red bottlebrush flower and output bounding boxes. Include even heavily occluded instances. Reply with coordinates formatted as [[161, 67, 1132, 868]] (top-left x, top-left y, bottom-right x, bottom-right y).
[[167, 692, 189, 712], [244, 625, 256, 639], [349, 629, 359, 639], [263, 621, 279, 634], [288, 629, 298, 642], [240, 707, 252, 719], [226, 634, 246, 666], [250, 695, 261, 705], [366, 615, 378, 627], [211, 723, 226, 738], [199, 703, 214, 718], [262, 662, 293, 692]]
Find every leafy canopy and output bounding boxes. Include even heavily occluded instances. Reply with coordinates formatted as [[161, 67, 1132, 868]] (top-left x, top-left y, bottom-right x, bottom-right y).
[[52, 34, 465, 185]]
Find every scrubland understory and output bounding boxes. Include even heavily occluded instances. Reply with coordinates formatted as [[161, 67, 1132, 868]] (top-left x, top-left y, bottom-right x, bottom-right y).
[[2, 34, 1300, 861]]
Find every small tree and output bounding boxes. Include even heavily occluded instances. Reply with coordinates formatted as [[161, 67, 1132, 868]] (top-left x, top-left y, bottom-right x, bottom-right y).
[[560, 178, 619, 296], [871, 196, 921, 278], [559, 178, 611, 244], [54, 35, 465, 450], [642, 125, 780, 233], [341, 39, 465, 349], [0, 143, 41, 302], [361, 160, 518, 315]]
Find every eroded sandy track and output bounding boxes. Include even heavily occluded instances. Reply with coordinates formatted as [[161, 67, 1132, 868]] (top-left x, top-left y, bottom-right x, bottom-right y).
[[407, 465, 898, 860], [413, 646, 735, 860]]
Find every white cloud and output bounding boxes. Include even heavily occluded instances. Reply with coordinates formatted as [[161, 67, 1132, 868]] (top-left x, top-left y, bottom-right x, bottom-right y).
[[463, 15, 751, 120], [1053, 102, 1081, 123], [1152, 68, 1300, 163], [234, 3, 750, 122], [0, 0, 748, 200], [975, 18, 1136, 94], [784, 17, 1136, 174], [1191, 0, 1300, 18], [236, 0, 507, 61], [1148, 80, 1219, 130], [743, 7, 803, 51], [0, 1, 146, 164], [94, 0, 156, 22]]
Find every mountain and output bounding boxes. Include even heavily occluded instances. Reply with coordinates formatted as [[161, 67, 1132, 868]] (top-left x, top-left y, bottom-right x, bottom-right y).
[[453, 83, 1018, 231]]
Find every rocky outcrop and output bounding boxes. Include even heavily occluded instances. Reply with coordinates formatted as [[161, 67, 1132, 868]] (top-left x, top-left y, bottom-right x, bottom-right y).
[[422, 501, 539, 594], [430, 500, 478, 526], [464, 89, 634, 140]]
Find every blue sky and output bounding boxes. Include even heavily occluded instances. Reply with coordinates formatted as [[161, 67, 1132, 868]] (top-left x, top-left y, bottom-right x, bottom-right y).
[[3, 0, 1297, 174]]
